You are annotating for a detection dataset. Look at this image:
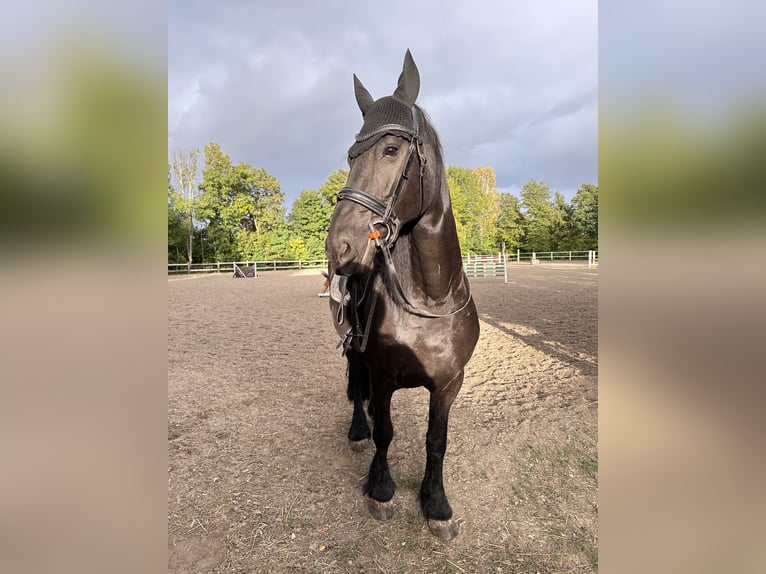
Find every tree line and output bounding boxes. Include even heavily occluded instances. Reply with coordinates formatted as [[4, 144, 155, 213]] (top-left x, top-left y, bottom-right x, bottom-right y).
[[168, 142, 598, 263]]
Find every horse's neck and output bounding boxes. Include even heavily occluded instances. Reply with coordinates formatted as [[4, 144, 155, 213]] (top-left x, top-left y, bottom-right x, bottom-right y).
[[394, 194, 466, 307]]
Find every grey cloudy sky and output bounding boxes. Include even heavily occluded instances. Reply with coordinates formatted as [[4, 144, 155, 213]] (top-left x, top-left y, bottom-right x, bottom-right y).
[[168, 0, 597, 209]]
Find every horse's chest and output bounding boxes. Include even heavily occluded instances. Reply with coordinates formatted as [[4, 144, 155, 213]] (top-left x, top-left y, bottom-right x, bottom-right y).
[[369, 315, 465, 384]]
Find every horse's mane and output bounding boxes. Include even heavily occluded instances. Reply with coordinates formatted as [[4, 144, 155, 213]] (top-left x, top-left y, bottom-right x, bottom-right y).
[[414, 105, 447, 198], [376, 105, 456, 300]]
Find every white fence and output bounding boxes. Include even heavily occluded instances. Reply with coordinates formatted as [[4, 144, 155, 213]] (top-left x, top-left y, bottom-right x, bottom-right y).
[[167, 251, 599, 276], [508, 249, 598, 264], [464, 253, 508, 282], [167, 259, 327, 275]]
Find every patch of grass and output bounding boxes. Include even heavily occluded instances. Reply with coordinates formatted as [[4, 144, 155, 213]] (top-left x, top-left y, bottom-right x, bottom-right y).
[[401, 508, 422, 527], [282, 505, 313, 530], [398, 475, 422, 492], [506, 423, 598, 573], [495, 550, 555, 574], [285, 513, 301, 528], [334, 546, 355, 564], [581, 458, 598, 480], [547, 520, 598, 571]]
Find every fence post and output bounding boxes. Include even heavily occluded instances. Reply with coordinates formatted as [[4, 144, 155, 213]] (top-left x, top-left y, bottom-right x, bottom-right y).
[[217, 262, 220, 273], [503, 252, 508, 284], [516, 249, 520, 263], [569, 251, 572, 261]]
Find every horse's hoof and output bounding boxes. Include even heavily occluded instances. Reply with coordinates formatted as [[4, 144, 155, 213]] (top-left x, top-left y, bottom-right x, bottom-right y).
[[349, 439, 371, 452], [427, 517, 463, 541], [367, 498, 396, 521]]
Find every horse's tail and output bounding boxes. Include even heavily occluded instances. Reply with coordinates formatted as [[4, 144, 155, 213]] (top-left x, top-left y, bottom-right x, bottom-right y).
[[346, 350, 371, 403]]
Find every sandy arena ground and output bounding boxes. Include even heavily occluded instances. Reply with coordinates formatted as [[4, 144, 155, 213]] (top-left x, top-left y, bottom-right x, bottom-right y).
[[168, 264, 598, 573]]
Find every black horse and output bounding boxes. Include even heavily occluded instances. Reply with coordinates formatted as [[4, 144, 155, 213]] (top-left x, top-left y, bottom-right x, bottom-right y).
[[325, 50, 479, 541]]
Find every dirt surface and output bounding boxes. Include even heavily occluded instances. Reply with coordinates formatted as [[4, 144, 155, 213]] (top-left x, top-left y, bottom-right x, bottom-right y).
[[168, 264, 598, 573]]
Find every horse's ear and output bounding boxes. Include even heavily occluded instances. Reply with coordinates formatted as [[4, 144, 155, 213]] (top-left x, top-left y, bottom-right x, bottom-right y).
[[354, 74, 374, 116], [393, 49, 420, 107]]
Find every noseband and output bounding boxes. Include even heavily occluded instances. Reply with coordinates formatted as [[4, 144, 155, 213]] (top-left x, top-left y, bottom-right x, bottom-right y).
[[336, 106, 425, 249]]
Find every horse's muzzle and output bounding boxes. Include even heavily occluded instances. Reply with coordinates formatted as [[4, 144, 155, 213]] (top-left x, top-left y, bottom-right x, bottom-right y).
[[327, 232, 355, 271], [327, 230, 377, 277]]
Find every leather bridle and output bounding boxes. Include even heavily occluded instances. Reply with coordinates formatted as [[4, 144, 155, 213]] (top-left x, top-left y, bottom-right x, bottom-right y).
[[336, 106, 425, 249], [332, 107, 473, 354]]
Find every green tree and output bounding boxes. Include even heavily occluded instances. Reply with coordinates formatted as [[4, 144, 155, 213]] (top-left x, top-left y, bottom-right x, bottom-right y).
[[196, 143, 235, 259], [494, 192, 524, 253], [170, 148, 200, 265], [196, 142, 285, 260], [550, 191, 580, 251], [570, 183, 598, 249], [289, 189, 331, 259], [287, 236, 311, 261], [264, 221, 292, 259], [167, 167, 189, 263], [317, 168, 349, 207], [473, 166, 502, 252], [287, 168, 349, 259], [520, 179, 555, 252], [447, 166, 479, 252], [447, 166, 501, 254]]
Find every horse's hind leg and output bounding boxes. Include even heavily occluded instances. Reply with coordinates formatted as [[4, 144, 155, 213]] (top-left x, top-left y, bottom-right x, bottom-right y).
[[421, 373, 464, 541], [364, 385, 396, 520], [346, 350, 371, 451]]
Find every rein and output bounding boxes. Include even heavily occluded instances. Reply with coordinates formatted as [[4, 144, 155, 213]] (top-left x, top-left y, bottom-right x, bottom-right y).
[[334, 107, 473, 354], [370, 225, 473, 320]]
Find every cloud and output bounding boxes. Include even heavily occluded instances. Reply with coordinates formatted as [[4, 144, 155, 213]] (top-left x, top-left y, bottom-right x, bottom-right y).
[[168, 0, 598, 206]]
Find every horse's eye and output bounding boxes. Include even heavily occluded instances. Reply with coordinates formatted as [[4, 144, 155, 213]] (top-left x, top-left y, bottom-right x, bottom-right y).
[[384, 145, 399, 157]]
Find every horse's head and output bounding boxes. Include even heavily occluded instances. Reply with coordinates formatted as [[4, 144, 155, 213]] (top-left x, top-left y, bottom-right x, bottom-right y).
[[326, 50, 427, 277]]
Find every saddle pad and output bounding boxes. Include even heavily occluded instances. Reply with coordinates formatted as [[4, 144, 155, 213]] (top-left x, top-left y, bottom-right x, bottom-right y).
[[330, 274, 351, 305]]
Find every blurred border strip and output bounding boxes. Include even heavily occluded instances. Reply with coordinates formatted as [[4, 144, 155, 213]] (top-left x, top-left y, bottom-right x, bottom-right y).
[[0, 3, 167, 574], [601, 1, 766, 572]]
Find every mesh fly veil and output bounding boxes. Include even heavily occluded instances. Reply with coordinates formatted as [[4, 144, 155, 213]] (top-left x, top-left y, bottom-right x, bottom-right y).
[[348, 50, 421, 159], [348, 97, 416, 159]]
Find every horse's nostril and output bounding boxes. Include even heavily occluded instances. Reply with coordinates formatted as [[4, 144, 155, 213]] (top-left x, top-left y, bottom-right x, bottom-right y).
[[338, 241, 355, 266], [332, 237, 356, 270]]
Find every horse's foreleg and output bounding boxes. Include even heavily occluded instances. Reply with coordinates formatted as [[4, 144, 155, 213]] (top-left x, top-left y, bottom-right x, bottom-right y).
[[364, 385, 396, 520], [421, 372, 464, 541], [346, 351, 371, 450]]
